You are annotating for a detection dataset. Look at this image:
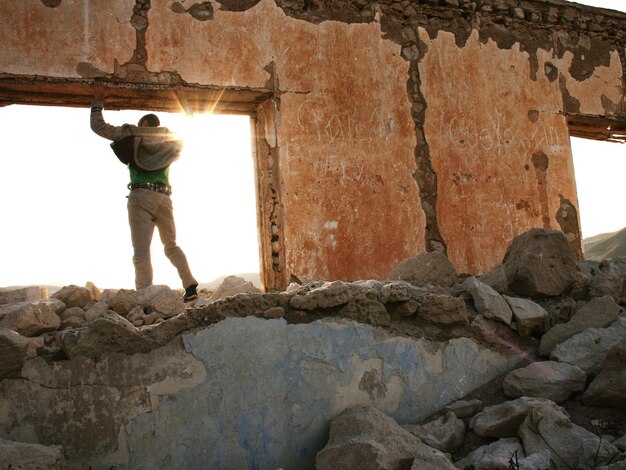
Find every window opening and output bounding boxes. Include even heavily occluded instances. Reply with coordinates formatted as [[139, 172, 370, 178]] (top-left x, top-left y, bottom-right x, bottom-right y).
[[570, 136, 626, 260]]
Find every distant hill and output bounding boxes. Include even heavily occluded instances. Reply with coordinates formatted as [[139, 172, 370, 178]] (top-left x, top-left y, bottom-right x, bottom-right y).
[[583, 227, 626, 261], [199, 272, 260, 289]]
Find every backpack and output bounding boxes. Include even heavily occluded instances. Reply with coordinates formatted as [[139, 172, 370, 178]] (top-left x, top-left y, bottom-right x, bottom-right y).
[[110, 129, 182, 172]]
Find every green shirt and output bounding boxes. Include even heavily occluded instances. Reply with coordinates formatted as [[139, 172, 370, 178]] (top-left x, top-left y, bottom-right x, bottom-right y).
[[128, 166, 170, 186]]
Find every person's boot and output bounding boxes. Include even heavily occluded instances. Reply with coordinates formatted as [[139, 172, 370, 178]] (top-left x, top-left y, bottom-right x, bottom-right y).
[[183, 283, 198, 302]]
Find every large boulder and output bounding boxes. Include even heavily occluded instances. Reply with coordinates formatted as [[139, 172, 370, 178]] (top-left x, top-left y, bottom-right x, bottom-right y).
[[519, 404, 619, 470], [503, 228, 579, 298], [0, 300, 62, 337], [0, 438, 65, 469], [539, 295, 621, 356], [583, 338, 626, 408], [469, 397, 562, 438], [108, 289, 140, 316], [316, 406, 422, 470], [388, 252, 458, 288], [410, 442, 456, 469], [503, 361, 586, 403], [463, 277, 513, 325], [550, 316, 626, 374]]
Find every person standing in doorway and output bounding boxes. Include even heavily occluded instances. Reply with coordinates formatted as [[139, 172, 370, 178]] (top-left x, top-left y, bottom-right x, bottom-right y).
[[90, 85, 198, 301]]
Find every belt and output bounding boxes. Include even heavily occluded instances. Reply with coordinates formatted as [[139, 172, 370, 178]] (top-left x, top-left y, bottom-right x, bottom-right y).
[[128, 182, 172, 195]]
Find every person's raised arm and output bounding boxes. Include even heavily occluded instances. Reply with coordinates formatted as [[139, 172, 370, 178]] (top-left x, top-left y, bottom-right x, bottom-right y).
[[90, 83, 129, 142]]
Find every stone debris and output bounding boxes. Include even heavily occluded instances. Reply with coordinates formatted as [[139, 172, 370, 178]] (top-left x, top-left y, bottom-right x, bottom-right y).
[[583, 337, 626, 408], [0, 228, 624, 467], [0, 285, 48, 305], [463, 277, 513, 325], [539, 295, 621, 356], [403, 411, 465, 453], [518, 404, 620, 470], [388, 251, 458, 288], [503, 295, 548, 336], [502, 360, 587, 403], [315, 406, 424, 470]]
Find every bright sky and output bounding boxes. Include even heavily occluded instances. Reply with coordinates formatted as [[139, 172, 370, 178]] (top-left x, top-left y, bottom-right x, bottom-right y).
[[0, 105, 259, 289]]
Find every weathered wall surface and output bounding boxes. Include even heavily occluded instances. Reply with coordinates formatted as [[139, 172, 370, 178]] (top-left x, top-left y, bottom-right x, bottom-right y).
[[0, 317, 519, 469], [1, 0, 625, 287]]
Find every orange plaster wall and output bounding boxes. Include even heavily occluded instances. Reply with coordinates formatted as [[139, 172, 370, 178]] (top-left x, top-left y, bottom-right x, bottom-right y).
[[419, 30, 593, 274], [0, 0, 135, 77]]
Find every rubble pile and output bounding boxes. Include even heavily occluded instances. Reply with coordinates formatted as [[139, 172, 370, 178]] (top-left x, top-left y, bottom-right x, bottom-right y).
[[0, 228, 625, 469]]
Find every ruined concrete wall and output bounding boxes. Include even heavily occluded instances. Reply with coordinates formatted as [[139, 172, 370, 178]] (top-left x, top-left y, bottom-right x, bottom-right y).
[[0, 317, 519, 468], [1, 0, 625, 286]]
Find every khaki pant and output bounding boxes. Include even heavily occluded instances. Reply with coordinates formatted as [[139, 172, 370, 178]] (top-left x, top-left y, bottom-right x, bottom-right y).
[[127, 189, 197, 290]]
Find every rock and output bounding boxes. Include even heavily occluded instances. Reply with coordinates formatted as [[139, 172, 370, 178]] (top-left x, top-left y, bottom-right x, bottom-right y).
[[59, 306, 86, 321], [379, 281, 420, 303], [389, 252, 458, 288], [540, 296, 576, 330], [0, 328, 31, 379], [139, 285, 184, 318], [84, 302, 111, 322], [503, 296, 548, 336], [539, 295, 621, 356], [443, 399, 482, 418], [470, 396, 561, 438], [98, 288, 119, 304], [589, 271, 624, 304], [503, 228, 579, 298], [410, 442, 456, 469], [503, 361, 586, 403], [416, 294, 468, 325], [0, 300, 61, 337], [583, 338, 626, 408], [290, 281, 353, 310], [209, 275, 260, 301], [394, 300, 419, 317], [519, 404, 619, 470], [336, 294, 391, 327], [85, 281, 101, 302], [455, 437, 550, 470], [61, 316, 86, 329], [613, 434, 626, 452], [59, 311, 153, 360], [0, 437, 65, 469], [478, 264, 509, 295], [0, 286, 48, 305], [262, 306, 284, 319], [403, 411, 465, 453], [108, 289, 140, 316], [316, 406, 422, 470], [463, 277, 513, 325], [51, 285, 93, 308], [550, 316, 626, 374]]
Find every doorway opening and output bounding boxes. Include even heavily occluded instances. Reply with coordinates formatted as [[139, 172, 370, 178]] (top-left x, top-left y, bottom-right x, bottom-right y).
[[0, 104, 261, 291]]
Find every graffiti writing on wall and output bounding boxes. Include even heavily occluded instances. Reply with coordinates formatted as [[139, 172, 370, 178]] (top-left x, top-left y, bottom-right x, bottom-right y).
[[426, 109, 563, 157], [297, 99, 395, 145]]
